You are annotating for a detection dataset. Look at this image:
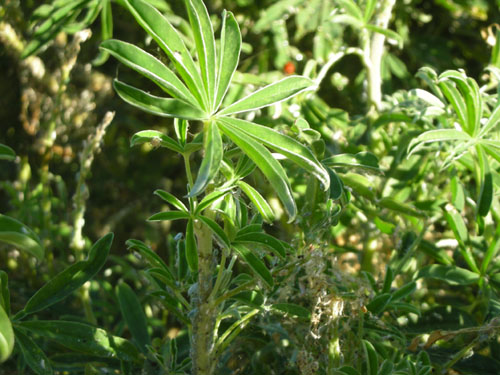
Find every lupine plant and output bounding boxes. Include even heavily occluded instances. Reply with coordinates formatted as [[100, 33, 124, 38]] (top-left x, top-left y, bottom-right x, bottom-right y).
[[101, 0, 334, 372], [3, 0, 500, 374]]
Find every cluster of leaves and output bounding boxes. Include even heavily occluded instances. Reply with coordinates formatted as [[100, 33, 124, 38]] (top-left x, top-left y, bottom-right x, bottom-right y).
[[2, 0, 500, 374]]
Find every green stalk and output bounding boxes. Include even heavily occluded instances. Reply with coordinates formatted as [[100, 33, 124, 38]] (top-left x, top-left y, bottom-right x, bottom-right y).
[[363, 0, 396, 113], [190, 121, 218, 375]]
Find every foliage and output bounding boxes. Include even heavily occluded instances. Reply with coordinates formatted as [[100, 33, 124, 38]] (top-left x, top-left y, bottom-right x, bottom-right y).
[[1, 0, 500, 374]]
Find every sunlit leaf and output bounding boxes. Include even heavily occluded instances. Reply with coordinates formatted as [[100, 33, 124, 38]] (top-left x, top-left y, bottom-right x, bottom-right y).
[[185, 0, 216, 109], [122, 0, 207, 108], [215, 10, 241, 112], [218, 121, 296, 221], [100, 40, 198, 106], [0, 304, 13, 363], [218, 76, 315, 116], [219, 117, 329, 190], [113, 80, 207, 120]]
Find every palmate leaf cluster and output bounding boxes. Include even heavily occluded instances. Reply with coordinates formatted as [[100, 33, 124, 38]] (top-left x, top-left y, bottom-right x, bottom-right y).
[[2, 0, 500, 374]]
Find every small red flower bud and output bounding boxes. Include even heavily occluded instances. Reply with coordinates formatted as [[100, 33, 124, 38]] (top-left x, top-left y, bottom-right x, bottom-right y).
[[283, 61, 295, 75]]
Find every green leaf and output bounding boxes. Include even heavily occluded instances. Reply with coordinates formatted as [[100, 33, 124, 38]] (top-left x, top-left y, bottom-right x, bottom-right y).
[[450, 176, 465, 211], [391, 281, 417, 301], [218, 76, 315, 116], [130, 130, 183, 153], [323, 152, 381, 174], [379, 197, 425, 218], [219, 117, 329, 190], [382, 267, 393, 293], [365, 24, 403, 47], [0, 144, 15, 161], [341, 173, 376, 200], [185, 219, 198, 272], [479, 103, 500, 137], [328, 168, 343, 200], [122, 0, 207, 108], [0, 214, 44, 260], [125, 239, 174, 282], [195, 188, 232, 215], [198, 215, 231, 249], [147, 211, 190, 221], [185, 0, 216, 110], [150, 290, 189, 324], [271, 303, 310, 319], [379, 360, 394, 375], [237, 181, 275, 223], [215, 10, 241, 112], [408, 129, 471, 155], [189, 121, 223, 197], [438, 80, 468, 132], [21, 0, 88, 58], [113, 80, 207, 120], [0, 304, 14, 363], [415, 264, 479, 285], [17, 233, 113, 318], [16, 320, 141, 363], [366, 293, 392, 315], [337, 366, 361, 375], [337, 0, 363, 20], [362, 340, 378, 375], [477, 149, 493, 217], [0, 271, 10, 314], [100, 40, 198, 106], [154, 189, 188, 213], [364, 0, 377, 21], [444, 210, 468, 247], [232, 244, 273, 288], [116, 283, 151, 353], [234, 232, 285, 259], [14, 328, 53, 375], [218, 121, 296, 221], [440, 71, 481, 136]]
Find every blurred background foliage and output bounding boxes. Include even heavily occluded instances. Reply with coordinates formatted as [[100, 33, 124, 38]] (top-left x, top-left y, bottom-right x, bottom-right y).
[[2, 0, 500, 374]]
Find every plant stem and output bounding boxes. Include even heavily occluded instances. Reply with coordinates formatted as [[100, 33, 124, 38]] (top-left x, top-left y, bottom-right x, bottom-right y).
[[191, 210, 216, 375], [364, 0, 396, 113]]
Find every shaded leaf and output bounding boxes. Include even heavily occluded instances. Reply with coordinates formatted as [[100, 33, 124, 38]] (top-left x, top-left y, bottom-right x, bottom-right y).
[[237, 181, 275, 223], [415, 265, 479, 285], [232, 244, 273, 288], [0, 214, 44, 261], [0, 144, 15, 161], [116, 283, 151, 353], [16, 320, 141, 363], [189, 121, 223, 197], [17, 234, 113, 318], [13, 328, 53, 375], [271, 303, 310, 319]]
